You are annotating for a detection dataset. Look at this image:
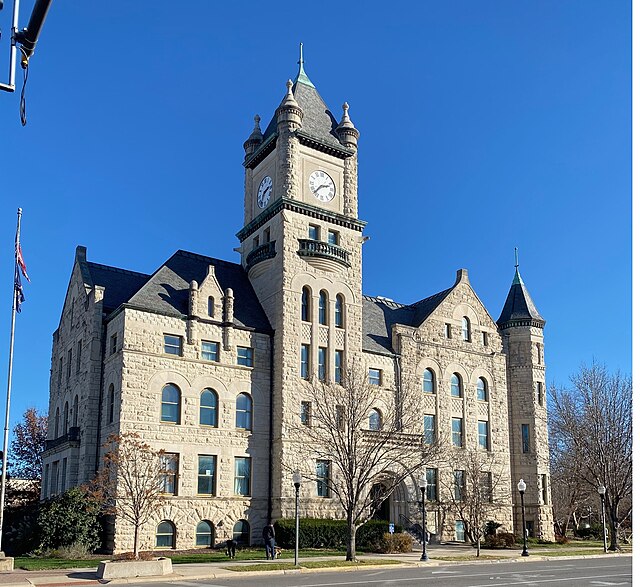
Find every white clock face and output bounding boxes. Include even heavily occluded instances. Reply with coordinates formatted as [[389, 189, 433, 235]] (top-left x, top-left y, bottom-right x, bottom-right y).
[[257, 176, 273, 208], [309, 170, 336, 203]]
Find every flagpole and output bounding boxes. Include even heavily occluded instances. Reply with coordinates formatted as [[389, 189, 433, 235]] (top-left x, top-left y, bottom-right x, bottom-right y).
[[0, 208, 22, 552]]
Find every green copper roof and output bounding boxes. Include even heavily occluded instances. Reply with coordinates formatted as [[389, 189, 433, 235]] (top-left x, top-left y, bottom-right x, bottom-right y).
[[293, 43, 315, 88]]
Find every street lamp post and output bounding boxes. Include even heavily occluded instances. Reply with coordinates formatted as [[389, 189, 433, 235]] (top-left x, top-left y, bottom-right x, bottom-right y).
[[598, 485, 607, 554], [517, 479, 529, 557], [293, 470, 301, 566], [418, 474, 428, 562]]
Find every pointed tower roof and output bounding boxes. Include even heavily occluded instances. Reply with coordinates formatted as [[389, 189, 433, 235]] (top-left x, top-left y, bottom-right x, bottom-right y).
[[497, 250, 545, 329], [262, 44, 343, 149]]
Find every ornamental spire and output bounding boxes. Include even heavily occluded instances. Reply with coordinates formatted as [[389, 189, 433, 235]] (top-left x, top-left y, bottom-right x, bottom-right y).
[[294, 42, 315, 88]]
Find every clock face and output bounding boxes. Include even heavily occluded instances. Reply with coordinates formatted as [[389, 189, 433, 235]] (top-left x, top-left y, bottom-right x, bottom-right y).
[[309, 170, 336, 203], [256, 176, 273, 208]]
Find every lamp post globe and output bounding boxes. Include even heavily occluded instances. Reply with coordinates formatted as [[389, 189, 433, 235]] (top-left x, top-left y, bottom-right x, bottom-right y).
[[517, 479, 529, 557], [597, 485, 607, 554], [293, 470, 301, 566], [418, 474, 428, 562]]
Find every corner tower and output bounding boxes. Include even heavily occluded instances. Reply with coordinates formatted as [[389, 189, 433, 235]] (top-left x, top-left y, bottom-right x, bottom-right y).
[[497, 254, 554, 541], [237, 47, 366, 520]]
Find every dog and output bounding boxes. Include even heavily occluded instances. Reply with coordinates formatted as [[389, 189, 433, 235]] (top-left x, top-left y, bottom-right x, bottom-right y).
[[273, 546, 282, 559]]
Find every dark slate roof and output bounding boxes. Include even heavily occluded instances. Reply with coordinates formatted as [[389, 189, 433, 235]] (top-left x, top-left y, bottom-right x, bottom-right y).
[[262, 76, 342, 148], [496, 268, 545, 328], [126, 250, 272, 332], [362, 287, 453, 355], [85, 262, 150, 313]]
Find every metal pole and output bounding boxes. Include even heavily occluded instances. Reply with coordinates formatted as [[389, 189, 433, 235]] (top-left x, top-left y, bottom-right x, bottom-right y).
[[601, 494, 607, 554], [294, 483, 300, 566], [0, 208, 22, 551], [420, 487, 427, 561], [520, 490, 529, 556], [0, 0, 21, 92]]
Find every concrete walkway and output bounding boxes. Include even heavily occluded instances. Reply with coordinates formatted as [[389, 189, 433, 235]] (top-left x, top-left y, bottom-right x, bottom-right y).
[[0, 544, 629, 587]]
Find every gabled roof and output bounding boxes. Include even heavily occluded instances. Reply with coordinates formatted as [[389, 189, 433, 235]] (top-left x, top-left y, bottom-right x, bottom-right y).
[[496, 268, 545, 329], [126, 250, 272, 331], [85, 262, 150, 313]]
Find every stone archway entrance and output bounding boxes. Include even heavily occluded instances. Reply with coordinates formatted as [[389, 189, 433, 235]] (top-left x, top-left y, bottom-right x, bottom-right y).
[[370, 480, 410, 525]]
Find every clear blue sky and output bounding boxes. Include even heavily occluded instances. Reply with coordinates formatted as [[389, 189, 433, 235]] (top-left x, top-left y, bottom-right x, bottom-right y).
[[0, 1, 631, 432]]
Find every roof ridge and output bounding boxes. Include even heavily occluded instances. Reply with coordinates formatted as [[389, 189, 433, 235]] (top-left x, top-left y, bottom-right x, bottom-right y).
[[362, 294, 409, 309], [86, 261, 150, 279], [174, 249, 242, 269], [408, 286, 453, 308]]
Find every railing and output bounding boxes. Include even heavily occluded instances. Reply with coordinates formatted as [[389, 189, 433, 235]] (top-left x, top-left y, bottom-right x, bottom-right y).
[[45, 426, 80, 450], [298, 239, 350, 267], [246, 241, 276, 271]]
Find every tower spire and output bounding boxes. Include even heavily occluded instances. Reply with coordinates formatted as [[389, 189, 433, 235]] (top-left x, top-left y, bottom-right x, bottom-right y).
[[294, 42, 315, 88], [512, 247, 522, 285]]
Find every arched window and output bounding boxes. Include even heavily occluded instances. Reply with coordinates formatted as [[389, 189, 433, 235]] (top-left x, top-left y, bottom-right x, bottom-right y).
[[423, 369, 435, 393], [72, 395, 79, 427], [155, 520, 176, 548], [200, 389, 219, 427], [461, 317, 471, 342], [301, 287, 311, 322], [477, 378, 488, 402], [335, 294, 344, 328], [208, 296, 215, 318], [233, 520, 250, 544], [318, 291, 328, 325], [108, 384, 115, 424], [369, 409, 382, 431], [451, 373, 462, 398], [196, 520, 214, 547], [54, 407, 60, 438], [161, 384, 181, 423], [63, 402, 69, 434], [236, 393, 252, 430]]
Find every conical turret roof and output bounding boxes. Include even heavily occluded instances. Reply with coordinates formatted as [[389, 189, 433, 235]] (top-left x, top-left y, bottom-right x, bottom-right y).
[[497, 267, 545, 329]]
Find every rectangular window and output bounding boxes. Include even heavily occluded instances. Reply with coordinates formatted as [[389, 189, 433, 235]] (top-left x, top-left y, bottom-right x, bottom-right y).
[[160, 453, 178, 495], [263, 227, 271, 243], [202, 341, 220, 362], [237, 346, 254, 367], [51, 460, 59, 496], [541, 473, 548, 505], [301, 401, 312, 426], [455, 520, 465, 542], [164, 334, 182, 356], [423, 414, 436, 445], [253, 235, 260, 249], [197, 455, 216, 496], [67, 348, 72, 379], [453, 470, 465, 501], [300, 344, 309, 379], [334, 350, 343, 384], [316, 460, 330, 497], [327, 230, 339, 245], [76, 340, 82, 374], [318, 347, 327, 381], [368, 368, 382, 386], [234, 457, 251, 496], [482, 332, 489, 346], [522, 423, 530, 453], [61, 458, 67, 493], [478, 420, 489, 450], [336, 404, 345, 431], [43, 464, 50, 498], [308, 225, 320, 240], [110, 334, 118, 355], [58, 358, 63, 388], [425, 468, 437, 501], [536, 382, 544, 406], [452, 417, 464, 447], [445, 323, 452, 339], [481, 471, 492, 502], [537, 343, 542, 364]]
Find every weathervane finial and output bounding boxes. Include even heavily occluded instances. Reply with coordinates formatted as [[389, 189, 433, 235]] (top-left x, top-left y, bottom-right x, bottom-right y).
[[514, 247, 519, 270], [298, 42, 304, 68]]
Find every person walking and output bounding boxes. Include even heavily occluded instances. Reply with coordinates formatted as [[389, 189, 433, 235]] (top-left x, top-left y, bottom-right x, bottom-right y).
[[262, 521, 276, 560]]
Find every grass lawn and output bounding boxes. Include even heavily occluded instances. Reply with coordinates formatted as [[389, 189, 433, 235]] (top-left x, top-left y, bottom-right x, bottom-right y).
[[15, 558, 101, 571], [224, 559, 403, 572]]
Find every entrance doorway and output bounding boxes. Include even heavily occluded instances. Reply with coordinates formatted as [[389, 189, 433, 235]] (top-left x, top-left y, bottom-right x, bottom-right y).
[[370, 483, 391, 521]]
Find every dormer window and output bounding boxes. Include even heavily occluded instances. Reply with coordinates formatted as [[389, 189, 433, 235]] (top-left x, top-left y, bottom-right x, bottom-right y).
[[207, 296, 215, 319]]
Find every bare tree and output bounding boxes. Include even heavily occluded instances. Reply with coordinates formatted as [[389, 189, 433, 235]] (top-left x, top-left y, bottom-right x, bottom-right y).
[[9, 407, 47, 492], [549, 362, 632, 550], [89, 432, 169, 558], [293, 367, 443, 561], [440, 447, 509, 557]]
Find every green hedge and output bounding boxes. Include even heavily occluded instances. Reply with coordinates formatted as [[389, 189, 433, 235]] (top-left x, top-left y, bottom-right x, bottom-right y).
[[274, 518, 403, 550]]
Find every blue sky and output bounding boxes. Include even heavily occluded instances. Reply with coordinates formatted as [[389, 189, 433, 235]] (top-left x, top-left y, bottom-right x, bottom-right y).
[[0, 0, 631, 432]]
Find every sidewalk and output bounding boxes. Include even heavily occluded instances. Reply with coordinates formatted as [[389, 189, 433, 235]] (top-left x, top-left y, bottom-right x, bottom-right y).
[[0, 544, 630, 587]]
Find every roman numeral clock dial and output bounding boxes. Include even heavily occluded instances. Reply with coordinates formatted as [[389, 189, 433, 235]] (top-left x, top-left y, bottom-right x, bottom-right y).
[[257, 176, 273, 208], [309, 170, 336, 203]]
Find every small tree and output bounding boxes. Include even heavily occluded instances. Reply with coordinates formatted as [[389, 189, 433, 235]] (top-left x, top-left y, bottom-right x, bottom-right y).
[[9, 407, 47, 491], [294, 366, 443, 561], [441, 447, 509, 556], [90, 432, 168, 558], [549, 362, 632, 551]]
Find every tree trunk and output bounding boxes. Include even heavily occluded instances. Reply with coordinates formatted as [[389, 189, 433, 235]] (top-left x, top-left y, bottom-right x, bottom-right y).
[[133, 524, 140, 559], [608, 503, 620, 551], [346, 514, 357, 561], [476, 536, 480, 557]]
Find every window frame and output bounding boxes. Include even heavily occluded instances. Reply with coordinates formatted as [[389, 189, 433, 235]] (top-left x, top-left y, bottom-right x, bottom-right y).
[[236, 346, 254, 367], [301, 287, 311, 322], [522, 423, 530, 453], [195, 520, 214, 547], [335, 294, 344, 328], [452, 417, 464, 447], [300, 344, 310, 379], [327, 230, 339, 245], [425, 468, 437, 501], [155, 520, 176, 549], [368, 409, 382, 431], [461, 316, 471, 342], [423, 369, 435, 393], [234, 457, 252, 496], [334, 349, 343, 384], [235, 393, 253, 431], [478, 420, 489, 450], [300, 401, 312, 426], [161, 383, 181, 424], [197, 455, 217, 496], [316, 460, 330, 497], [368, 368, 382, 386], [308, 224, 320, 240], [233, 519, 250, 544], [163, 334, 182, 356], [450, 373, 462, 398], [201, 341, 220, 362], [423, 414, 436, 445], [199, 388, 219, 427], [318, 291, 328, 325], [318, 346, 327, 381], [453, 469, 465, 501], [159, 453, 179, 495], [477, 377, 488, 402]]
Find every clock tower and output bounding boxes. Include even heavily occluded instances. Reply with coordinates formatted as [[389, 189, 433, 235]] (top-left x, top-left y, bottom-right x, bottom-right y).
[[237, 47, 366, 519]]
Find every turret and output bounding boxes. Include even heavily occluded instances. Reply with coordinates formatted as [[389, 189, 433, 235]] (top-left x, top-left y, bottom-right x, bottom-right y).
[[243, 115, 263, 158]]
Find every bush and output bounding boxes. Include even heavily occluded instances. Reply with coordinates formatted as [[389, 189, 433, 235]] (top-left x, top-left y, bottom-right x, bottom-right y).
[[274, 519, 403, 551], [484, 521, 502, 537], [37, 487, 102, 553], [484, 532, 516, 549], [575, 524, 602, 539], [379, 532, 413, 553]]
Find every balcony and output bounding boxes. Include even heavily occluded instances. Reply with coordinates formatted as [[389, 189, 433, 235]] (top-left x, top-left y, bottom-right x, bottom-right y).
[[298, 239, 350, 272], [246, 241, 277, 276], [45, 426, 80, 451]]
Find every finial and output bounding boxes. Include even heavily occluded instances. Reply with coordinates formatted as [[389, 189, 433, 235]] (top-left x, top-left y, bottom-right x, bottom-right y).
[[293, 42, 315, 88], [512, 247, 522, 285], [514, 247, 519, 270], [254, 114, 261, 128], [298, 42, 304, 68], [286, 79, 293, 92]]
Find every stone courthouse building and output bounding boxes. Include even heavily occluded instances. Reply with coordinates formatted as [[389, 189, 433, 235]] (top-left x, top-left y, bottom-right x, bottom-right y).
[[41, 55, 554, 551]]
